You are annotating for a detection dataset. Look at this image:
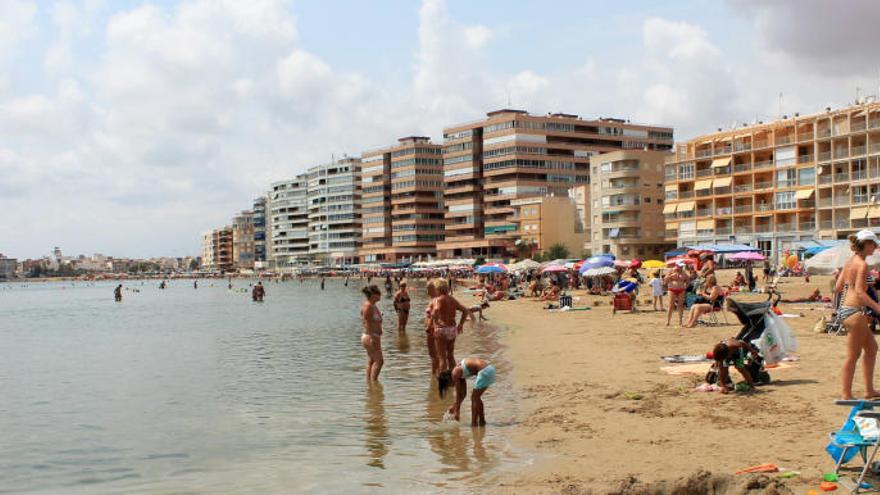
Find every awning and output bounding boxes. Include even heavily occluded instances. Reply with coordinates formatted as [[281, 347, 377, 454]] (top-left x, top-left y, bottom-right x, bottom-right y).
[[662, 203, 678, 214], [686, 243, 759, 253], [665, 184, 678, 192], [677, 201, 696, 212], [795, 189, 815, 200], [713, 177, 732, 188], [869, 207, 880, 219], [697, 220, 715, 229], [695, 180, 713, 190], [666, 222, 680, 230], [711, 157, 731, 168], [850, 207, 869, 220]]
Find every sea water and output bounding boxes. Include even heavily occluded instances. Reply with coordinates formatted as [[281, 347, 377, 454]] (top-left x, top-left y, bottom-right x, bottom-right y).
[[0, 280, 519, 494]]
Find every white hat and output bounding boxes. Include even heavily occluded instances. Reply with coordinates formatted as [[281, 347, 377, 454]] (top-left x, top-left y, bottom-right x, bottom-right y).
[[856, 230, 879, 242]]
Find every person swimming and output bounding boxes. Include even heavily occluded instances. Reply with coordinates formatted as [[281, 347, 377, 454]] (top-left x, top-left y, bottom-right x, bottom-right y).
[[360, 285, 384, 384], [438, 357, 495, 427]]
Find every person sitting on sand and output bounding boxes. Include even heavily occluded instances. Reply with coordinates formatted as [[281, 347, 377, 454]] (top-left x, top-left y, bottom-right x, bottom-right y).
[[438, 357, 495, 427], [683, 275, 723, 328], [527, 279, 540, 298], [732, 272, 746, 288], [709, 338, 760, 394], [540, 280, 560, 301]]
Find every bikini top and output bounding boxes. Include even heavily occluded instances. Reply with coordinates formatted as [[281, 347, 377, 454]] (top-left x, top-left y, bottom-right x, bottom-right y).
[[460, 359, 474, 378]]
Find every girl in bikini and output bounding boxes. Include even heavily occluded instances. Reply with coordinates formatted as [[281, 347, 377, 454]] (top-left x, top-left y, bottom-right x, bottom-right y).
[[429, 278, 469, 372], [393, 281, 411, 332], [360, 285, 384, 384], [664, 264, 688, 327], [438, 357, 496, 427], [835, 230, 880, 400]]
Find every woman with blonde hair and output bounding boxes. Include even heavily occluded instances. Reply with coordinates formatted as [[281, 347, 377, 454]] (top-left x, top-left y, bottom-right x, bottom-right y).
[[429, 278, 469, 372], [683, 274, 723, 328], [835, 230, 880, 399]]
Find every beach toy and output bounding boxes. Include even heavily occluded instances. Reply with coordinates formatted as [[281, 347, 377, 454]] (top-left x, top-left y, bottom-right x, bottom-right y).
[[776, 471, 799, 479], [735, 463, 779, 474], [819, 481, 837, 491], [823, 473, 838, 482]]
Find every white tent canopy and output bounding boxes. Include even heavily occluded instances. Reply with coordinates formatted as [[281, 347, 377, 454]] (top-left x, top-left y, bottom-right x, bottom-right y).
[[804, 243, 880, 274]]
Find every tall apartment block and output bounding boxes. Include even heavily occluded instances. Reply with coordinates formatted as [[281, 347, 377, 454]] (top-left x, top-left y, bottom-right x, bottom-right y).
[[588, 150, 675, 259], [359, 137, 444, 262], [269, 176, 309, 268], [306, 157, 362, 264], [437, 109, 673, 258], [252, 196, 270, 269], [231, 210, 255, 270], [663, 101, 880, 258]]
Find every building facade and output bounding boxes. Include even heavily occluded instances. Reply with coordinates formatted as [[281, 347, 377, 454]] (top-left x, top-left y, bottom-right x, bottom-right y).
[[510, 195, 586, 258], [269, 176, 309, 268], [437, 109, 674, 258], [663, 101, 880, 259], [200, 231, 214, 270], [252, 196, 270, 270], [231, 210, 255, 271], [0, 254, 17, 280], [213, 226, 233, 272], [359, 137, 444, 262], [306, 157, 362, 264], [588, 150, 675, 258]]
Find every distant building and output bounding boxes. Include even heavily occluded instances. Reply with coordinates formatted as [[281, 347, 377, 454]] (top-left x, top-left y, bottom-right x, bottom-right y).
[[0, 254, 18, 280], [269, 176, 310, 268], [359, 136, 444, 262], [588, 150, 675, 259], [213, 227, 233, 273], [437, 109, 673, 259], [510, 195, 586, 258], [232, 210, 255, 271], [306, 157, 362, 265], [568, 185, 591, 253], [252, 196, 270, 270], [200, 231, 215, 270]]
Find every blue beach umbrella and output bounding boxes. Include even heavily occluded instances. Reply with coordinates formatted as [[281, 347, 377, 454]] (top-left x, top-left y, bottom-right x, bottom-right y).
[[475, 263, 508, 274]]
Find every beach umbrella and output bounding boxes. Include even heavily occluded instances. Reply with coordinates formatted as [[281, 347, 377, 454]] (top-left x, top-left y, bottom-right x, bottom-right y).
[[542, 264, 568, 274], [804, 244, 880, 274], [630, 259, 642, 269], [728, 251, 766, 262], [666, 257, 697, 267], [642, 260, 666, 269], [613, 260, 631, 268], [582, 266, 617, 277], [582, 256, 615, 269], [475, 263, 508, 274]]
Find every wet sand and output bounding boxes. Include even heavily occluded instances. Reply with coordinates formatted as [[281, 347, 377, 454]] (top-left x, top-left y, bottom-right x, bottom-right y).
[[485, 270, 851, 494]]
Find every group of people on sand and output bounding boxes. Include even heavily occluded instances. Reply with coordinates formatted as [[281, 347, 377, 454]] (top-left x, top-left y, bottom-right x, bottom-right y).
[[360, 277, 496, 427]]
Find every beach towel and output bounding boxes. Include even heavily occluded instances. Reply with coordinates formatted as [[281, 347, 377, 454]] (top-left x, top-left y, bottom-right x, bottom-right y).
[[660, 361, 797, 376]]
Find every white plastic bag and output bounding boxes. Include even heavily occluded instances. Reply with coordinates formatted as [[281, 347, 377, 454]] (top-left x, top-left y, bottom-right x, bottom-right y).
[[754, 312, 798, 364], [766, 312, 798, 353]]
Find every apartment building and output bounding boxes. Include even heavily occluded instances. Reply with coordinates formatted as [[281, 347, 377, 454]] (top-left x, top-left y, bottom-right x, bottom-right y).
[[200, 231, 214, 270], [269, 176, 309, 268], [359, 137, 444, 262], [252, 196, 270, 270], [0, 254, 17, 280], [588, 150, 675, 258], [231, 210, 255, 271], [200, 226, 233, 272], [437, 109, 674, 259], [510, 195, 586, 258], [663, 101, 880, 258], [306, 157, 361, 265]]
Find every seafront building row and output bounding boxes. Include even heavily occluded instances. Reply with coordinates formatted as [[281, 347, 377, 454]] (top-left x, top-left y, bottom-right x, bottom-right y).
[[201, 100, 880, 273]]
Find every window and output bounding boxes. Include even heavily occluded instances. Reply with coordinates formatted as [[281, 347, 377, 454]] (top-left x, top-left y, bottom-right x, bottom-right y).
[[797, 167, 815, 186], [644, 197, 651, 203], [776, 191, 795, 210]]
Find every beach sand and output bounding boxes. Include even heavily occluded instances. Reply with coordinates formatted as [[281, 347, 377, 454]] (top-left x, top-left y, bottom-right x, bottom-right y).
[[485, 270, 851, 494]]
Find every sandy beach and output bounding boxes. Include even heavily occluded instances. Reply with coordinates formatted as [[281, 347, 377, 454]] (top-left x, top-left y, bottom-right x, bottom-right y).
[[484, 270, 852, 494]]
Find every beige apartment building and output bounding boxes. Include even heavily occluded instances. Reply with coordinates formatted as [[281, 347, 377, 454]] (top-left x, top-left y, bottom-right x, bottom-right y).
[[510, 195, 586, 258], [231, 210, 255, 271], [437, 109, 673, 259], [201, 226, 233, 272], [664, 101, 880, 258], [359, 137, 445, 263], [588, 150, 675, 258]]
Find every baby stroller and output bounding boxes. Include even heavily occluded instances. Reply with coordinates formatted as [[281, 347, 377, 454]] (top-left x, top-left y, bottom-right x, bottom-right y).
[[705, 293, 780, 387]]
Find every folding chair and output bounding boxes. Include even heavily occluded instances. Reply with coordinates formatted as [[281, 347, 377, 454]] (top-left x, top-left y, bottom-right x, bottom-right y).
[[705, 291, 729, 326], [828, 400, 880, 493]]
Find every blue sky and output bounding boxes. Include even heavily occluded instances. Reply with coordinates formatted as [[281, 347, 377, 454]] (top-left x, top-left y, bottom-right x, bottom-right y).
[[1, 0, 879, 258]]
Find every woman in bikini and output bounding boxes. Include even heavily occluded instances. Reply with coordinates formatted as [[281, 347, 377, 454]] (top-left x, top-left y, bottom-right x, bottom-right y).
[[393, 281, 411, 332], [438, 357, 495, 427], [425, 282, 441, 376], [360, 285, 384, 384], [664, 264, 688, 327], [430, 278, 469, 372], [835, 230, 880, 400], [683, 274, 723, 327]]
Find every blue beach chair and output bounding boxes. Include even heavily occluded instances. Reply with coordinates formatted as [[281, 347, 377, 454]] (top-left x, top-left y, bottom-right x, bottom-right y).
[[828, 400, 880, 493]]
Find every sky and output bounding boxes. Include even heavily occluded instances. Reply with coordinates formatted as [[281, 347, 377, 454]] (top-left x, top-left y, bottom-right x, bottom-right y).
[[2, 0, 880, 259]]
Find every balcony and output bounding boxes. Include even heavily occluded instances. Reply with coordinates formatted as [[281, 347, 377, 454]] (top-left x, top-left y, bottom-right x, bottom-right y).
[[776, 136, 793, 145], [696, 149, 712, 158], [835, 173, 850, 182], [734, 184, 753, 193], [776, 223, 795, 232], [798, 200, 816, 209], [753, 159, 774, 170], [716, 207, 733, 215], [679, 191, 694, 199], [852, 170, 867, 181], [696, 208, 712, 217], [734, 162, 752, 173], [716, 146, 732, 154], [800, 221, 816, 231], [797, 154, 814, 164], [735, 205, 753, 214], [777, 179, 796, 188], [777, 202, 797, 210], [853, 145, 867, 156], [818, 151, 832, 162], [852, 121, 867, 132], [665, 173, 677, 181], [697, 189, 712, 198], [755, 224, 773, 233], [834, 197, 851, 206], [756, 203, 773, 212], [665, 230, 679, 239], [817, 128, 831, 138], [798, 131, 814, 142], [836, 220, 850, 229], [735, 225, 753, 234], [870, 118, 880, 129], [854, 195, 870, 205], [696, 168, 713, 177], [753, 139, 769, 149], [734, 142, 752, 152], [820, 220, 833, 230], [834, 148, 849, 159], [818, 175, 833, 185], [754, 181, 773, 191], [871, 143, 880, 154], [716, 227, 732, 235]]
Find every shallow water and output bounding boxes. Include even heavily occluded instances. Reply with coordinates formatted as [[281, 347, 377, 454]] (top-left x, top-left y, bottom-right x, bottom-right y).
[[0, 280, 520, 494]]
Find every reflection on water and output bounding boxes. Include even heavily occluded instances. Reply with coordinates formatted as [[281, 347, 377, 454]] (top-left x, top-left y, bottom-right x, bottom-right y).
[[0, 279, 521, 494]]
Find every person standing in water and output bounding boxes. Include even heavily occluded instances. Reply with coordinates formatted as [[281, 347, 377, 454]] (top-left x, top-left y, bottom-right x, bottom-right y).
[[114, 284, 123, 302], [252, 281, 265, 302], [393, 281, 411, 332], [320, 276, 326, 290], [425, 282, 441, 376], [438, 357, 496, 427], [384, 275, 393, 297], [430, 278, 469, 372], [193, 280, 198, 289], [360, 285, 384, 383]]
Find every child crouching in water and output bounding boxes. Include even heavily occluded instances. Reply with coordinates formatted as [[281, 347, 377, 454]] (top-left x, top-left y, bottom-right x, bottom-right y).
[[438, 357, 495, 427]]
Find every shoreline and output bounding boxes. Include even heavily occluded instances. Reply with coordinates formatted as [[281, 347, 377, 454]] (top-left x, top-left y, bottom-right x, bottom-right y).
[[485, 270, 846, 494]]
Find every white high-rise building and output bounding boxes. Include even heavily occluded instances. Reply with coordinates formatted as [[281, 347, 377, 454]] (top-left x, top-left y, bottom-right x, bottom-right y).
[[306, 157, 362, 265], [269, 176, 310, 268]]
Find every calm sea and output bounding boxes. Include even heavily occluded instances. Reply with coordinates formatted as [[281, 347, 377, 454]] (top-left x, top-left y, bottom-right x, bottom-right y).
[[0, 280, 521, 494]]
